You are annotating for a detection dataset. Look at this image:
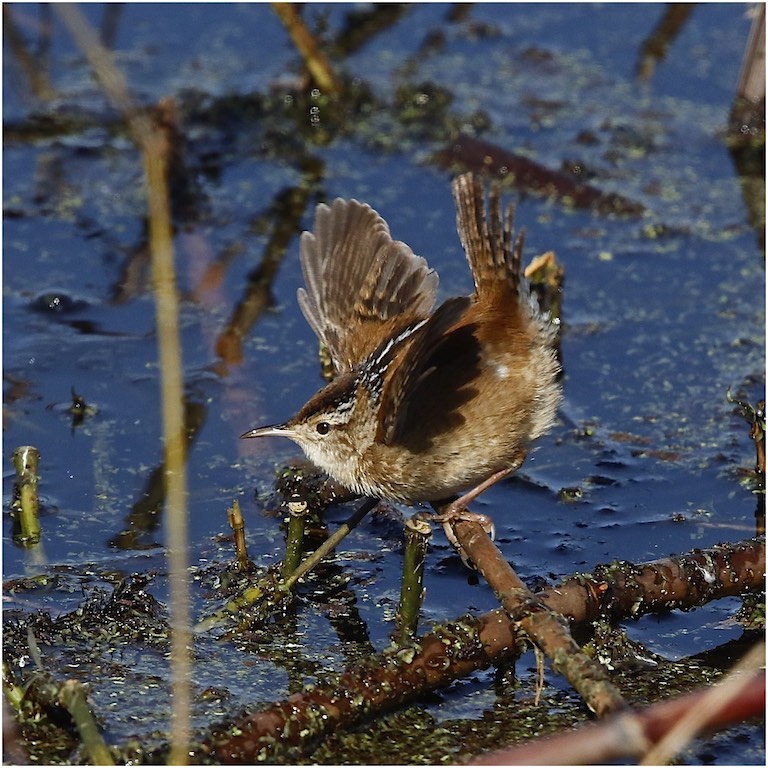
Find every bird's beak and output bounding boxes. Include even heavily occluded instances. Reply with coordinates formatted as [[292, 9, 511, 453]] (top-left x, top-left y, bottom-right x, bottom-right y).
[[240, 424, 290, 440]]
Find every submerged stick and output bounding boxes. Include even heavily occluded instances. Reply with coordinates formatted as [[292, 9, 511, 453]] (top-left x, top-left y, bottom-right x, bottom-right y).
[[434, 134, 645, 216], [272, 2, 341, 95]]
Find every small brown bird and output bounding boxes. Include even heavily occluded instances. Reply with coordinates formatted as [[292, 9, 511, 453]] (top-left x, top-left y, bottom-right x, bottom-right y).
[[242, 173, 561, 544]]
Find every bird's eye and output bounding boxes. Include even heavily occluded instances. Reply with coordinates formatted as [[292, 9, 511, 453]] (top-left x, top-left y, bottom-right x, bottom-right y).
[[316, 421, 330, 435]]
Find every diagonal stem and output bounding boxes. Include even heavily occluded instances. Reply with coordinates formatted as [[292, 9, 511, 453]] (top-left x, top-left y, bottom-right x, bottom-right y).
[[280, 497, 379, 591]]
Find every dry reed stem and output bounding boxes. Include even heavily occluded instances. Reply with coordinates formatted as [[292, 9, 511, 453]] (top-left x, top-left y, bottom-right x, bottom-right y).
[[55, 5, 191, 762], [640, 641, 765, 765], [736, 3, 765, 103], [271, 2, 340, 95]]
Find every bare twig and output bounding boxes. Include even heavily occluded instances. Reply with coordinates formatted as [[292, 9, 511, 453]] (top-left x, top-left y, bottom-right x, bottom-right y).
[[450, 519, 628, 717]]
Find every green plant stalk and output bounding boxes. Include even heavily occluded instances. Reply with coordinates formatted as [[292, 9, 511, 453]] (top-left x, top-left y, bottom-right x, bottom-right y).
[[58, 680, 114, 766], [281, 497, 379, 591], [194, 573, 285, 634], [12, 446, 41, 546], [197, 498, 380, 631], [2, 660, 25, 714], [282, 502, 308, 580], [394, 518, 432, 644]]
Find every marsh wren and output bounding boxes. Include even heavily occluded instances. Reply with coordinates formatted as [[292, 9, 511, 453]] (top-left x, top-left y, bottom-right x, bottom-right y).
[[242, 173, 561, 546]]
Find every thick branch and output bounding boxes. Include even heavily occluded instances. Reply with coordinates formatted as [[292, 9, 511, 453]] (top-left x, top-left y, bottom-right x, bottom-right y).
[[538, 537, 765, 623]]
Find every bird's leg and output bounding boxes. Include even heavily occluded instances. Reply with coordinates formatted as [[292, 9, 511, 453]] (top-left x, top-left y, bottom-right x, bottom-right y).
[[415, 450, 527, 561], [432, 466, 514, 545]]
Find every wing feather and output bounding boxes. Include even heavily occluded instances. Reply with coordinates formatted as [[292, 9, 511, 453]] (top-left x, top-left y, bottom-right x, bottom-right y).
[[298, 198, 438, 372]]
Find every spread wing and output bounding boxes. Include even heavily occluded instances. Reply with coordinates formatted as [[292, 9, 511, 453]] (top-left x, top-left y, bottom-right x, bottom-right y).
[[298, 198, 439, 373]]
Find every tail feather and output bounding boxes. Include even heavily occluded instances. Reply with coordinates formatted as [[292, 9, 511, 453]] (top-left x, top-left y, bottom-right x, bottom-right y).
[[451, 173, 524, 298]]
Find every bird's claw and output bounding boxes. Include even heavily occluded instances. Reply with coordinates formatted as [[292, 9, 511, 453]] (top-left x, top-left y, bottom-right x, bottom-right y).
[[413, 507, 495, 568]]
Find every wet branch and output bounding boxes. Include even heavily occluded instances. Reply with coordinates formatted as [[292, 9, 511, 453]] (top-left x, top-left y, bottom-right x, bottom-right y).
[[451, 518, 627, 717], [470, 642, 765, 765], [202, 537, 763, 763], [538, 537, 765, 623]]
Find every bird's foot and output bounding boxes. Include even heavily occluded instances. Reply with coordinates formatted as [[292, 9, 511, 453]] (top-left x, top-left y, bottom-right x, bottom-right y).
[[413, 462, 525, 566], [414, 504, 495, 568]]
